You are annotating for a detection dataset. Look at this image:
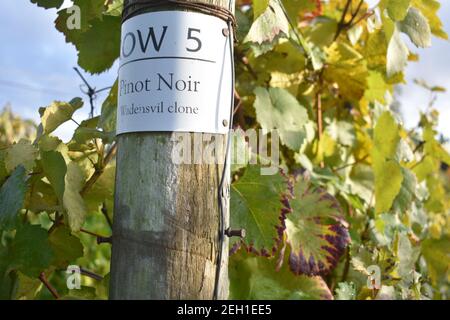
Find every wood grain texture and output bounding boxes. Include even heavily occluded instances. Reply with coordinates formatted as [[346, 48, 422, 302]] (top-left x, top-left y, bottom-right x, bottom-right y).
[[109, 0, 233, 300]]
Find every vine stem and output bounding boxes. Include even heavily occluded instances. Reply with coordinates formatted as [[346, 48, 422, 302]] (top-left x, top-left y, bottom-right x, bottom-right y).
[[39, 272, 60, 300], [315, 90, 325, 168]]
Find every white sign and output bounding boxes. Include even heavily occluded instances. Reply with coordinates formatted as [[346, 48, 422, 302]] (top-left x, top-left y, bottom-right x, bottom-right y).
[[117, 11, 233, 135]]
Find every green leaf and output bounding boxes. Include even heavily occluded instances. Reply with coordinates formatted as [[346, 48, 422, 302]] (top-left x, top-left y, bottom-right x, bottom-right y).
[[85, 164, 116, 213], [387, 26, 409, 77], [39, 98, 83, 134], [230, 165, 286, 254], [55, 0, 105, 34], [392, 167, 416, 213], [253, 0, 270, 19], [411, 0, 447, 39], [9, 224, 54, 278], [397, 233, 420, 280], [77, 16, 121, 74], [48, 226, 84, 268], [399, 7, 432, 48], [5, 139, 38, 172], [54, 0, 120, 73], [335, 282, 356, 300], [387, 0, 411, 21], [325, 120, 356, 147], [41, 151, 67, 205], [106, 0, 123, 16], [423, 124, 450, 166], [63, 162, 87, 232], [374, 112, 400, 159], [99, 80, 118, 132], [421, 236, 449, 285], [64, 286, 97, 300], [373, 151, 403, 214], [30, 0, 64, 9], [284, 177, 350, 276], [245, 0, 289, 45], [324, 42, 368, 100], [229, 248, 332, 300], [364, 71, 390, 104], [0, 166, 27, 231], [72, 118, 115, 145], [12, 272, 42, 300], [253, 87, 309, 151]]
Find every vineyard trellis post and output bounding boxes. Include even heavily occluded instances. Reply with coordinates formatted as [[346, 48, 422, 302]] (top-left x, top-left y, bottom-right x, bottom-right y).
[[109, 0, 234, 299]]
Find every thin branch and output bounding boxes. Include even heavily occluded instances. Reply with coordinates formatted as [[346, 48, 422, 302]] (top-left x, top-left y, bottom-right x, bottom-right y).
[[350, 10, 375, 27], [39, 272, 60, 300], [104, 143, 117, 166], [80, 267, 104, 281], [334, 154, 370, 172], [334, 0, 352, 40], [315, 91, 325, 168], [101, 202, 113, 229], [347, 0, 364, 27], [341, 247, 351, 282]]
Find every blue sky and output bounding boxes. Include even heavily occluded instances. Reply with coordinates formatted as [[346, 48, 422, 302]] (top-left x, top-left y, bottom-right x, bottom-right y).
[[0, 0, 449, 141]]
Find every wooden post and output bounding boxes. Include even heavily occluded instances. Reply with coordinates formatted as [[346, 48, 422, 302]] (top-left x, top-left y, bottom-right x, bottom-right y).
[[109, 0, 233, 300]]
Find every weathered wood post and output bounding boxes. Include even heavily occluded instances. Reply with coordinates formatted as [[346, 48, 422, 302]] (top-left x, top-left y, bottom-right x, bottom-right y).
[[109, 0, 234, 299]]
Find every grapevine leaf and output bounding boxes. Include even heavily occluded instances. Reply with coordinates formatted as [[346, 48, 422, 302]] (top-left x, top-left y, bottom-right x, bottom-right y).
[[0, 166, 27, 231], [399, 7, 432, 48], [387, 26, 409, 77], [397, 233, 420, 281], [392, 167, 416, 213], [48, 226, 84, 268], [421, 236, 450, 285], [55, 0, 105, 34], [106, 0, 123, 16], [423, 124, 450, 166], [229, 248, 332, 300], [76, 16, 121, 74], [9, 224, 54, 278], [5, 139, 38, 172], [364, 71, 390, 104], [12, 272, 42, 300], [387, 0, 411, 21], [0, 246, 13, 298], [324, 42, 368, 100], [54, 0, 119, 73], [230, 165, 287, 255], [325, 120, 356, 147], [253, 87, 309, 151], [39, 98, 83, 134], [63, 286, 97, 300], [30, 0, 64, 9], [253, 0, 270, 19], [245, 0, 289, 45], [72, 119, 115, 145], [284, 177, 350, 276], [374, 111, 400, 159], [373, 151, 403, 214], [85, 164, 116, 213], [411, 0, 447, 39], [335, 282, 356, 300], [99, 80, 118, 132], [41, 151, 67, 205], [63, 162, 87, 232], [373, 112, 403, 214]]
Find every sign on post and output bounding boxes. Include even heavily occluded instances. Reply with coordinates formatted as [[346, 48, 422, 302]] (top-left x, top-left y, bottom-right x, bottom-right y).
[[117, 11, 233, 135]]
